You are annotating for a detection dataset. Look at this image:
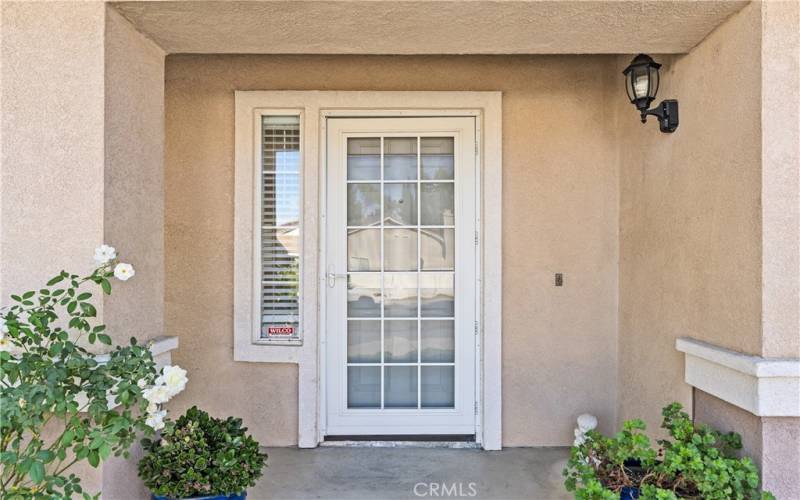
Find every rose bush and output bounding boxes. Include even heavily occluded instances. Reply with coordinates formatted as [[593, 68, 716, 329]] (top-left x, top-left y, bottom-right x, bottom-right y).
[[0, 246, 186, 499]]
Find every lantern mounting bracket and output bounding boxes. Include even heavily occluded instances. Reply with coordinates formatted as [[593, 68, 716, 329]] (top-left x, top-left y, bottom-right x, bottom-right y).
[[641, 99, 679, 133]]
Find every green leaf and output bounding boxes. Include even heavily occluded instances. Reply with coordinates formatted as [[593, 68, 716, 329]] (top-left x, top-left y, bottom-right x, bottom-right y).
[[61, 430, 75, 446], [98, 443, 112, 461], [101, 279, 112, 295], [29, 460, 45, 483], [36, 450, 55, 463], [88, 450, 100, 468], [80, 302, 97, 317], [47, 275, 65, 286], [97, 334, 112, 345], [22, 290, 35, 299], [77, 292, 92, 301]]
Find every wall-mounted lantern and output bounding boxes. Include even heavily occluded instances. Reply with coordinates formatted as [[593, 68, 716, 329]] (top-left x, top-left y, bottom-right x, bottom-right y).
[[623, 54, 679, 133]]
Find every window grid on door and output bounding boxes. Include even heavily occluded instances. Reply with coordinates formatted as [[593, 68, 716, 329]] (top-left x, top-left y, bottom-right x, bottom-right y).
[[345, 135, 456, 410]]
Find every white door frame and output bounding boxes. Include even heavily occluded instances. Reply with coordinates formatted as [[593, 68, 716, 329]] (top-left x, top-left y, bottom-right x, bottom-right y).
[[323, 116, 478, 436], [233, 91, 502, 449]]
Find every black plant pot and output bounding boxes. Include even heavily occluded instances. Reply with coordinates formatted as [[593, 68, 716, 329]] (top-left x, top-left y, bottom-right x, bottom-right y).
[[620, 459, 643, 499], [152, 493, 246, 500]]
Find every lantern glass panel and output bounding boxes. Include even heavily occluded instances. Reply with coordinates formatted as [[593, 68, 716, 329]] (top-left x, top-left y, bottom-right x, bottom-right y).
[[625, 72, 635, 101], [632, 66, 650, 99], [647, 66, 660, 99]]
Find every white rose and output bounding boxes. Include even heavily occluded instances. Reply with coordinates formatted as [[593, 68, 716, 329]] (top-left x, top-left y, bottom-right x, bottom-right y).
[[137, 378, 148, 389], [142, 385, 170, 404], [146, 402, 158, 414], [1, 317, 8, 334], [145, 410, 166, 431], [160, 365, 188, 397], [93, 244, 117, 265], [0, 328, 8, 352], [113, 263, 135, 281]]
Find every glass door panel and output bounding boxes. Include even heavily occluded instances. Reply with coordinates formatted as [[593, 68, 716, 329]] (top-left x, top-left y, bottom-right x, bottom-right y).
[[345, 136, 457, 410]]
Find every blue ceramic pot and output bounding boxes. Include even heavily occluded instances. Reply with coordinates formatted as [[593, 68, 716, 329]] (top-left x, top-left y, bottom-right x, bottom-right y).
[[620, 486, 639, 500], [152, 492, 246, 500]]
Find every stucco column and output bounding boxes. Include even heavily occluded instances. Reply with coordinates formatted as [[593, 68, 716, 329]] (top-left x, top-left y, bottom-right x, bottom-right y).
[[757, 1, 800, 496], [689, 2, 800, 498]]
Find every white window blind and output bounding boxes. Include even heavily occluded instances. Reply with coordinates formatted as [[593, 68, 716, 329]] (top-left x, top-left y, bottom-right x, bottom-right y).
[[261, 115, 301, 341]]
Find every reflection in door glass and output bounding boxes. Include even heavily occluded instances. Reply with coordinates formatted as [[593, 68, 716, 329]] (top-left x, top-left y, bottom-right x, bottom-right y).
[[348, 366, 380, 408], [347, 274, 381, 318], [345, 134, 456, 410]]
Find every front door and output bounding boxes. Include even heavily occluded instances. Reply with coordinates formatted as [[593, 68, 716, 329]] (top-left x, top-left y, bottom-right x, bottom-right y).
[[325, 116, 477, 436]]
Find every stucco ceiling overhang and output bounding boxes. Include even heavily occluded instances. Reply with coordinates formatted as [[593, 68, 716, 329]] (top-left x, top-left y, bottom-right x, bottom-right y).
[[112, 0, 750, 55]]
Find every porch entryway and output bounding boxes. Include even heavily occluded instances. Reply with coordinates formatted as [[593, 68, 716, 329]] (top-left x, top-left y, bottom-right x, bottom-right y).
[[253, 447, 571, 499]]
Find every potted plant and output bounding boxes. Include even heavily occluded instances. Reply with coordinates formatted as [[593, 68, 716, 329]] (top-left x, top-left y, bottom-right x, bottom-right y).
[[138, 406, 267, 500], [563, 403, 775, 499]]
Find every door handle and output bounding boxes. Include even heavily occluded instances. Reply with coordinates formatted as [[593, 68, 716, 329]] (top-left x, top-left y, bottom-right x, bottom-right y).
[[326, 266, 347, 288]]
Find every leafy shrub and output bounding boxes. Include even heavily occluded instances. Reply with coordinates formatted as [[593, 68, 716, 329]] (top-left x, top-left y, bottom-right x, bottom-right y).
[[138, 406, 267, 498], [563, 403, 774, 499], [0, 247, 184, 499]]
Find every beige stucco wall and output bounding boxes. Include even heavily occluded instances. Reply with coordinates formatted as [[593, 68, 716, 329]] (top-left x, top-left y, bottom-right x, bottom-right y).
[[1, 1, 106, 317], [164, 54, 620, 446], [760, 0, 800, 359], [101, 7, 167, 499], [103, 6, 166, 346], [617, 2, 764, 433]]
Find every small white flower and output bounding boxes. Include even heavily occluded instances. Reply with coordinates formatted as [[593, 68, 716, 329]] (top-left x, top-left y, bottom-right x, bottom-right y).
[[93, 244, 117, 265], [145, 410, 167, 431], [160, 365, 188, 397], [1, 317, 8, 334], [113, 263, 135, 281], [18, 398, 26, 408], [142, 385, 170, 405], [137, 379, 148, 389], [146, 402, 158, 414]]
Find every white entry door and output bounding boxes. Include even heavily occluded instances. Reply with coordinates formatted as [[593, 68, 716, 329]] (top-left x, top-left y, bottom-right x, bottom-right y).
[[325, 117, 477, 436]]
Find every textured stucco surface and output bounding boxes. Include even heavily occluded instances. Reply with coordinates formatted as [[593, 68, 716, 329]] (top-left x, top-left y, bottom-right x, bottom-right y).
[[760, 415, 800, 498], [101, 7, 167, 499], [113, 0, 747, 55], [103, 5, 166, 346], [164, 54, 620, 446], [1, 1, 106, 310], [617, 2, 764, 434], [760, 0, 800, 358], [694, 390, 763, 466]]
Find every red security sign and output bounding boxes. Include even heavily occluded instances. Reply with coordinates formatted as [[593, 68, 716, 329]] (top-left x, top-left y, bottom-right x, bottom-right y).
[[267, 326, 295, 335]]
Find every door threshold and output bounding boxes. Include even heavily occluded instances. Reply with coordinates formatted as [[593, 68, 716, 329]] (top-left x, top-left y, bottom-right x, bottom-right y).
[[320, 440, 481, 449], [322, 434, 478, 449]]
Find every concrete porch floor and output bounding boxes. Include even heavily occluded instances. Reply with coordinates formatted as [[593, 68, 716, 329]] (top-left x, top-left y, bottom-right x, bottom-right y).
[[253, 447, 572, 499]]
